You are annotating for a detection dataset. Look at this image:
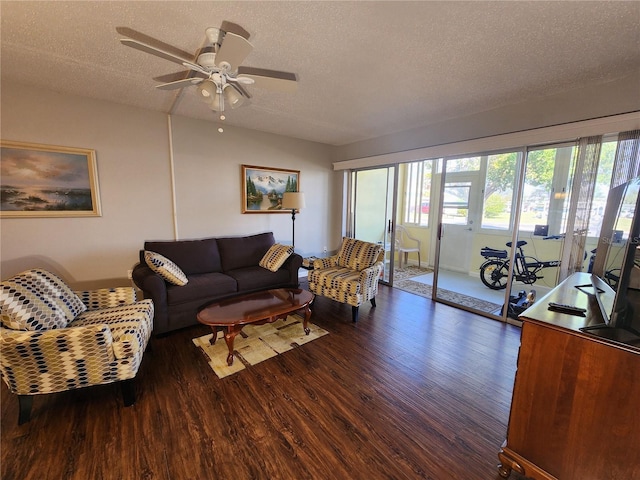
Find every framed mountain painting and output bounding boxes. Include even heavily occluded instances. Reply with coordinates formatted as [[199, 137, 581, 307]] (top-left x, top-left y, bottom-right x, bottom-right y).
[[242, 164, 300, 213]]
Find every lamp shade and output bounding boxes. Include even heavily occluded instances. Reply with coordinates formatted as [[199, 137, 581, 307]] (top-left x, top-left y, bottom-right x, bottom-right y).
[[282, 192, 305, 210]]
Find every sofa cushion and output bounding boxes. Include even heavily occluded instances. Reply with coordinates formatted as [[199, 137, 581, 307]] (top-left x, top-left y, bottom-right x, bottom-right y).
[[217, 232, 275, 272], [166, 273, 237, 306], [144, 251, 189, 286], [259, 243, 294, 272], [144, 238, 221, 275], [0, 269, 87, 331], [336, 237, 383, 271], [225, 266, 291, 292]]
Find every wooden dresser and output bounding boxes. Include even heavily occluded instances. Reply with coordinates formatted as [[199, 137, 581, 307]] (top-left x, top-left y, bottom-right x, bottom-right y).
[[498, 272, 640, 480]]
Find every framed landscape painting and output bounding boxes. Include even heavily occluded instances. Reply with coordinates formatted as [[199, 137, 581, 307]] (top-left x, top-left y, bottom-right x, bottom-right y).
[[0, 141, 101, 217], [242, 164, 300, 213]]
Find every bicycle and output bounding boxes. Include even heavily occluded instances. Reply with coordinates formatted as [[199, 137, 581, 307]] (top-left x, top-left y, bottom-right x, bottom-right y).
[[479, 240, 561, 290]]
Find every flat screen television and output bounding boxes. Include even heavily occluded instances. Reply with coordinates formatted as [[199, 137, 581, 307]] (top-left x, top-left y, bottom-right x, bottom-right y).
[[581, 176, 640, 341]]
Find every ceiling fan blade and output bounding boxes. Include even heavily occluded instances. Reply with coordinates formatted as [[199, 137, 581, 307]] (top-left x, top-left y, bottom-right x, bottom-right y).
[[156, 78, 204, 90], [215, 32, 253, 70], [120, 38, 201, 70], [116, 27, 194, 64], [233, 82, 252, 99], [153, 71, 206, 83], [220, 21, 251, 40], [237, 67, 298, 93]]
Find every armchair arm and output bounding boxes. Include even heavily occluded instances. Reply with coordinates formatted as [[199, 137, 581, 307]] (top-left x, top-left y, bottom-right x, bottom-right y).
[[406, 230, 421, 247], [74, 287, 137, 311], [358, 261, 384, 299], [313, 255, 338, 269], [0, 325, 115, 395]]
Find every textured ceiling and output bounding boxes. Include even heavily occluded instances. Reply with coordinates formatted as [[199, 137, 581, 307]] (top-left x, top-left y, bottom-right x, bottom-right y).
[[1, 1, 639, 146]]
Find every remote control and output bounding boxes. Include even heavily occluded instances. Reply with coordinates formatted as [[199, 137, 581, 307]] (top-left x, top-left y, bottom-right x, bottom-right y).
[[548, 302, 586, 315]]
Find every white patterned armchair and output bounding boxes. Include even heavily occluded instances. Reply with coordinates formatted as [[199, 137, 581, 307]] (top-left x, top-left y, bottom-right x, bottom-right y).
[[0, 269, 153, 424], [308, 237, 384, 322]]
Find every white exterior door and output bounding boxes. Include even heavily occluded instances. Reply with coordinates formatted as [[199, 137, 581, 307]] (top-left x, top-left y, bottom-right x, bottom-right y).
[[437, 176, 479, 273]]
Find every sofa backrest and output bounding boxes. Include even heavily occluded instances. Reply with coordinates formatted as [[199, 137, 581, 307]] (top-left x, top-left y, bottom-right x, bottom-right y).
[[143, 238, 221, 275], [217, 232, 275, 272]]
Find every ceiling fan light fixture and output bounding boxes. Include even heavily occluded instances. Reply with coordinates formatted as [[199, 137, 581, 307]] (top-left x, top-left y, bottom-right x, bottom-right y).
[[224, 84, 245, 109], [197, 51, 217, 69], [208, 90, 224, 111], [197, 80, 216, 100]]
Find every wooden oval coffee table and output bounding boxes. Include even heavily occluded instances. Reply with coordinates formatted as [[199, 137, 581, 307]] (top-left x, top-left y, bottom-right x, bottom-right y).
[[197, 288, 314, 366]]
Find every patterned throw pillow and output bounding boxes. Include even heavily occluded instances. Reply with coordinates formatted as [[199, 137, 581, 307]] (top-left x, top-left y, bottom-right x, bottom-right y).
[[144, 251, 189, 286], [259, 244, 294, 272], [0, 269, 87, 331]]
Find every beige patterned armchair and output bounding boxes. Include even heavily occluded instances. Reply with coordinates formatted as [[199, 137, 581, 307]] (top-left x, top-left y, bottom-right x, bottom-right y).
[[0, 269, 153, 424], [308, 237, 384, 322]]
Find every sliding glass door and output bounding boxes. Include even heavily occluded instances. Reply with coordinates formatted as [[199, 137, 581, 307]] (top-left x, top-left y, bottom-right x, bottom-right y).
[[350, 166, 397, 283], [345, 130, 635, 325], [433, 153, 523, 319]]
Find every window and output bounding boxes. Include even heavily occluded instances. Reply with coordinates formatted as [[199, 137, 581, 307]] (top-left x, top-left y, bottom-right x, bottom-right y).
[[403, 162, 422, 224], [446, 157, 481, 173], [442, 181, 471, 225], [521, 145, 575, 235], [398, 137, 624, 239], [587, 139, 617, 236], [403, 159, 435, 227], [481, 152, 520, 230]]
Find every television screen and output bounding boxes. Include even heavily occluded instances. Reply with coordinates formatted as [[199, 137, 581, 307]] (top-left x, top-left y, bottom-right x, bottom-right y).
[[584, 176, 640, 341]]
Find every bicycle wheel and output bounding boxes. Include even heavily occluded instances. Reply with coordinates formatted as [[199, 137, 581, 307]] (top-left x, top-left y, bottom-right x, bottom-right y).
[[480, 260, 509, 290]]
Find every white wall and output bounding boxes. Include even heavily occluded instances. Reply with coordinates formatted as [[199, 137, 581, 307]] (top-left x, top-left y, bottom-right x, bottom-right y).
[[0, 82, 337, 287], [169, 116, 335, 246]]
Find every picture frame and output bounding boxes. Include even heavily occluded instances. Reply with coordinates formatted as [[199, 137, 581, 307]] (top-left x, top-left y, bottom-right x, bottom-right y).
[[242, 164, 300, 213], [1, 140, 101, 217]]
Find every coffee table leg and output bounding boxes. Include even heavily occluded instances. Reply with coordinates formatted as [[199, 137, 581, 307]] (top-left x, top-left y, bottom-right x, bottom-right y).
[[223, 326, 243, 366], [303, 304, 311, 335], [209, 327, 220, 345]]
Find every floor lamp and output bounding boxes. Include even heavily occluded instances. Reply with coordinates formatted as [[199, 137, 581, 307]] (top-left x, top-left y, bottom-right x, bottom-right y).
[[281, 192, 305, 249]]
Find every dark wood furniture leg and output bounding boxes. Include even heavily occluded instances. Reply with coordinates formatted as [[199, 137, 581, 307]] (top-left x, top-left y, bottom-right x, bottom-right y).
[[498, 444, 517, 478], [222, 325, 245, 366], [352, 297, 376, 322], [302, 303, 312, 335], [18, 395, 33, 425], [208, 326, 224, 345], [121, 379, 136, 407]]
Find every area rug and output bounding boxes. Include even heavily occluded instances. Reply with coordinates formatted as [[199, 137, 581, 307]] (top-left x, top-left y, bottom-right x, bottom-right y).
[[392, 265, 433, 281], [192, 315, 329, 379], [394, 279, 502, 313]]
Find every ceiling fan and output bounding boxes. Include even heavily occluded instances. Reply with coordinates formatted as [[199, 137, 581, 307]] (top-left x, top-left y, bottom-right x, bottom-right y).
[[116, 21, 297, 114]]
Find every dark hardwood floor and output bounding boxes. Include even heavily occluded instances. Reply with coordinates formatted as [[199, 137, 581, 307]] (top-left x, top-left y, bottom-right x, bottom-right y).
[[1, 282, 527, 480]]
